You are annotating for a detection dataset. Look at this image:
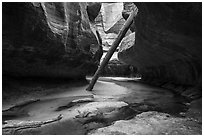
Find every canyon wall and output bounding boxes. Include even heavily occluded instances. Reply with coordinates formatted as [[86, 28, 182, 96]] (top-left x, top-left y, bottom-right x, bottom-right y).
[[3, 2, 100, 79], [118, 3, 202, 99]]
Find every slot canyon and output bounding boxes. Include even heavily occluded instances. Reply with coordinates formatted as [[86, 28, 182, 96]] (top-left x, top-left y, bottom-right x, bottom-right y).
[[2, 2, 202, 135]]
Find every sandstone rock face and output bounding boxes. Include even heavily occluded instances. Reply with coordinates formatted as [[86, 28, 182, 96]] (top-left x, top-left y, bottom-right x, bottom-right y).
[[95, 2, 132, 47], [3, 2, 100, 78], [118, 32, 135, 53], [100, 2, 123, 32], [118, 3, 202, 99], [122, 2, 136, 32], [87, 2, 101, 22]]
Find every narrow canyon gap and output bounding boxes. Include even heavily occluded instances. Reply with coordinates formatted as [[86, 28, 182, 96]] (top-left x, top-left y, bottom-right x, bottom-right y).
[[2, 2, 202, 135]]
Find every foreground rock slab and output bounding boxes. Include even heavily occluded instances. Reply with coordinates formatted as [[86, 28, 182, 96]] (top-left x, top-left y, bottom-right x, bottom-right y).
[[90, 111, 201, 135]]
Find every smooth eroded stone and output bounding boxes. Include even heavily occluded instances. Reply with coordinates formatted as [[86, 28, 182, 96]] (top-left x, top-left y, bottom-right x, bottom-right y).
[[89, 111, 201, 135], [3, 2, 100, 78], [118, 3, 202, 97]]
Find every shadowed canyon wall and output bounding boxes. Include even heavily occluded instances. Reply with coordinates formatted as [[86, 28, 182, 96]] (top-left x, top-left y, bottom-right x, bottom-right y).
[[118, 3, 202, 99], [2, 2, 202, 100], [3, 2, 101, 79]]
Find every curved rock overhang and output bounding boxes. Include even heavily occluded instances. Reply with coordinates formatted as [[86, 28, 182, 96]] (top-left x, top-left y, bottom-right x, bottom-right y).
[[118, 2, 202, 99]]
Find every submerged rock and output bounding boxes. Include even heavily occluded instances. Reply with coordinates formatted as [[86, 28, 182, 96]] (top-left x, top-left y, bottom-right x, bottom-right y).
[[2, 2, 100, 78], [118, 3, 202, 99]]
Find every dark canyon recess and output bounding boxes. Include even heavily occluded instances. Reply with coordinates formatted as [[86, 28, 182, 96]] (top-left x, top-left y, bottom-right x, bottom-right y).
[[119, 2, 202, 99]]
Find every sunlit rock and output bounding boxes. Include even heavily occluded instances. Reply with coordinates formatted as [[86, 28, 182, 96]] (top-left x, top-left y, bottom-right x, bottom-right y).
[[101, 3, 123, 32]]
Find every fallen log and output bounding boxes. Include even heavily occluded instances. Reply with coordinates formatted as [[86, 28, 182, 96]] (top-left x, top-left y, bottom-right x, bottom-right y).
[[86, 8, 138, 91]]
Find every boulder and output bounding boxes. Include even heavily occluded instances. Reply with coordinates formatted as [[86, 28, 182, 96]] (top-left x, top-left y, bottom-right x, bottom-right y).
[[101, 59, 137, 77], [2, 2, 100, 78]]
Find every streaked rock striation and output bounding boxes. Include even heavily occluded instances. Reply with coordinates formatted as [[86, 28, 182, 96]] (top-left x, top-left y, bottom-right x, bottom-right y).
[[2, 2, 100, 78]]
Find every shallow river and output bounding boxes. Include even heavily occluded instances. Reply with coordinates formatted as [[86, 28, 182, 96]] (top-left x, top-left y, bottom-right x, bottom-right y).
[[3, 77, 190, 135]]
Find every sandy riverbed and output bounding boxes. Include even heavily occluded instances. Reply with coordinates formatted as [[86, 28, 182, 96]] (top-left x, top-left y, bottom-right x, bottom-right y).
[[2, 77, 202, 135]]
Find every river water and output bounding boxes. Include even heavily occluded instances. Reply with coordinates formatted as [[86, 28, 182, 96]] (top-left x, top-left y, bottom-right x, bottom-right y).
[[3, 77, 190, 134]]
